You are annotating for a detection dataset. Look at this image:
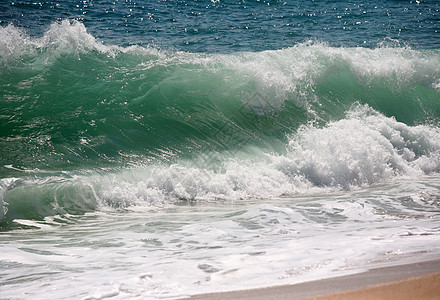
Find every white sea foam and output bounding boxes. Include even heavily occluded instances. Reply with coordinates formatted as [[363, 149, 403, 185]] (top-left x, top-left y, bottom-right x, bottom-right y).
[[2, 21, 438, 101], [87, 104, 440, 208], [1, 107, 440, 299], [1, 178, 440, 299], [0, 20, 163, 71], [182, 41, 440, 115], [0, 177, 19, 223], [1, 103, 438, 218], [279, 104, 440, 188]]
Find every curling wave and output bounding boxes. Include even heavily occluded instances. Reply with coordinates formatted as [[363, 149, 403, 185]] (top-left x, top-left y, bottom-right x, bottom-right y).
[[1, 21, 440, 224]]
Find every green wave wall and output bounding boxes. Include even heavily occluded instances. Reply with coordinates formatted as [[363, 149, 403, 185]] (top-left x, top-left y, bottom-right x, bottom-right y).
[[1, 22, 439, 176], [1, 22, 440, 226]]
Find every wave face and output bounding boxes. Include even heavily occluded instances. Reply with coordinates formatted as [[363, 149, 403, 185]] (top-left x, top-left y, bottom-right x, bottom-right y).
[[1, 21, 440, 224]]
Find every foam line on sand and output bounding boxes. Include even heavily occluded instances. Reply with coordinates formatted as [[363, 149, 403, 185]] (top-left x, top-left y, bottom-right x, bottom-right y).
[[188, 259, 440, 300]]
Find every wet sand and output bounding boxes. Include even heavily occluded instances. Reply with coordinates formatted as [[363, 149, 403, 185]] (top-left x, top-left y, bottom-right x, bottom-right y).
[[188, 259, 440, 300]]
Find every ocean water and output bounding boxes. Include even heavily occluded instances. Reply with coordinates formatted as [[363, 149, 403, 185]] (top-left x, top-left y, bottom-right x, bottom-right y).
[[1, 0, 440, 299]]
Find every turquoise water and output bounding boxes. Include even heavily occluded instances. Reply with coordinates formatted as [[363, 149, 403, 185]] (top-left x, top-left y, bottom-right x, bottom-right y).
[[1, 1, 440, 299]]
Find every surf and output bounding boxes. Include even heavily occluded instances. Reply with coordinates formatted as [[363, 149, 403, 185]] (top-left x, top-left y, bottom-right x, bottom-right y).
[[1, 21, 440, 226]]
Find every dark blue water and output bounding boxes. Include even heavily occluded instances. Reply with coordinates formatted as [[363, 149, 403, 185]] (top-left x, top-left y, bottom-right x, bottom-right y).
[[1, 0, 439, 52]]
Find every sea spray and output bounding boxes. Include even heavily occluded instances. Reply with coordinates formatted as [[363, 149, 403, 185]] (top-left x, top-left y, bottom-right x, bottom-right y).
[[2, 103, 440, 224], [1, 22, 439, 178]]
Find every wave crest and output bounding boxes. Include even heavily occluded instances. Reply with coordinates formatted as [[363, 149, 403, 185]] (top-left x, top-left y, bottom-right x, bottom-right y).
[[2, 105, 440, 225]]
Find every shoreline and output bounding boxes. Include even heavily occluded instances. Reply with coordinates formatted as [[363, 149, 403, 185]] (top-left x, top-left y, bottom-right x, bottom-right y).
[[188, 259, 440, 300]]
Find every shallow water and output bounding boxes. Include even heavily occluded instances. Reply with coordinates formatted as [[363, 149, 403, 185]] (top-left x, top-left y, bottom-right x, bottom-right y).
[[2, 176, 440, 299]]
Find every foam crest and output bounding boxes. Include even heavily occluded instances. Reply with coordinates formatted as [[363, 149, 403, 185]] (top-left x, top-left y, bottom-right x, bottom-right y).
[[434, 78, 440, 93], [280, 104, 440, 189], [2, 105, 440, 222], [35, 20, 164, 58], [0, 24, 34, 68], [93, 165, 300, 206], [1, 21, 438, 110], [307, 42, 438, 83], [190, 42, 440, 114], [0, 20, 104, 72], [0, 20, 163, 71], [92, 105, 440, 206], [38, 20, 108, 54], [0, 178, 19, 223]]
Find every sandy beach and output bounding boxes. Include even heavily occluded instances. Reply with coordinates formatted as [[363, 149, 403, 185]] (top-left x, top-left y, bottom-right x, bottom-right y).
[[189, 259, 440, 300]]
